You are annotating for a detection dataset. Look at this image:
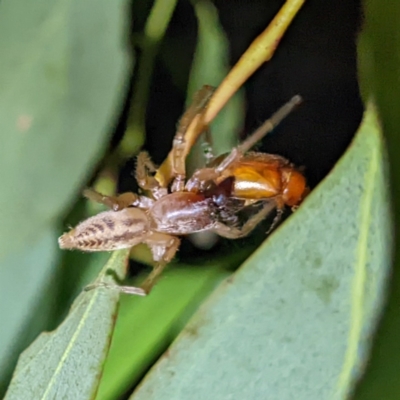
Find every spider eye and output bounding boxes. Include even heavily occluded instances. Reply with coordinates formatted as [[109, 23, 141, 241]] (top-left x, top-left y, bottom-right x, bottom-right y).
[[213, 194, 227, 207]]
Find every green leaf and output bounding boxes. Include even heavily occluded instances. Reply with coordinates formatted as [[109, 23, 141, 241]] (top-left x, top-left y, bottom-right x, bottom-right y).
[[128, 104, 390, 399], [350, 2, 400, 399], [4, 250, 129, 400], [49, 247, 111, 330], [0, 227, 58, 392], [187, 0, 245, 175], [96, 264, 231, 400], [0, 0, 131, 260]]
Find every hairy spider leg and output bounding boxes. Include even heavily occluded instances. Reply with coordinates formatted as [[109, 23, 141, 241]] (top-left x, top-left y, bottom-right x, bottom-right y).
[[265, 207, 285, 235], [85, 233, 181, 296], [84, 281, 146, 296], [83, 151, 168, 211], [171, 85, 215, 192], [214, 200, 277, 239], [140, 233, 181, 293], [135, 151, 168, 199], [83, 189, 154, 211]]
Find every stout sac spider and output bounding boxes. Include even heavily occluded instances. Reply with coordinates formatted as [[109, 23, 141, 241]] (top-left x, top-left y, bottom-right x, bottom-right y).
[[59, 93, 305, 295]]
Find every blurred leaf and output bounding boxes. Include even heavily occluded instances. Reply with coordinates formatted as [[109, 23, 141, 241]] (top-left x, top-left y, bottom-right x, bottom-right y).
[[96, 264, 231, 400], [129, 104, 390, 400], [97, 241, 256, 400], [4, 250, 129, 400], [121, 0, 178, 157], [47, 197, 111, 327], [0, 227, 58, 390], [351, 2, 400, 399], [0, 0, 131, 260], [50, 247, 110, 328], [187, 0, 244, 163]]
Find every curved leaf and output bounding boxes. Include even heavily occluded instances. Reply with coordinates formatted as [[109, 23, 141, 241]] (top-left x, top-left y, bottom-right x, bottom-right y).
[[0, 227, 58, 390], [96, 265, 230, 400], [5, 250, 129, 400], [129, 104, 390, 400], [351, 1, 400, 399], [0, 0, 131, 260]]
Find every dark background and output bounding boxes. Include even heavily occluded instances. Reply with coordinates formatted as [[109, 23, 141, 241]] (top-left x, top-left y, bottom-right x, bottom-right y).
[[109, 0, 365, 268], [132, 0, 363, 190]]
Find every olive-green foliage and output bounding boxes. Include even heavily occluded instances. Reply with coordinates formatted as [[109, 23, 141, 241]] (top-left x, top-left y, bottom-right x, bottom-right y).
[[0, 1, 395, 400]]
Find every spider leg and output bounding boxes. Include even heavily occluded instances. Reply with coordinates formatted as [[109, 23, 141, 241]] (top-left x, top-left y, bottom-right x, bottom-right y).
[[83, 188, 153, 210], [213, 201, 276, 239], [171, 85, 215, 192], [135, 151, 168, 199], [84, 281, 146, 296], [140, 233, 181, 294], [84, 233, 180, 296], [265, 206, 284, 235]]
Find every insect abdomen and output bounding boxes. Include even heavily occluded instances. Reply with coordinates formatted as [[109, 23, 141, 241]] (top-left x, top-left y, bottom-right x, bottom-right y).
[[58, 208, 149, 251]]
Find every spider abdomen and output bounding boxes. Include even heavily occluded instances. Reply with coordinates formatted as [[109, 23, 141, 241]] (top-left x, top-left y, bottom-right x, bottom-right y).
[[58, 208, 150, 251]]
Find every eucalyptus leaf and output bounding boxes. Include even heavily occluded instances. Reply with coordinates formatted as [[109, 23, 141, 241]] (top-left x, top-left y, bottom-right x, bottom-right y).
[[0, 227, 58, 388], [96, 265, 231, 400], [5, 250, 129, 400], [129, 104, 390, 400], [0, 0, 131, 260], [351, 2, 400, 398]]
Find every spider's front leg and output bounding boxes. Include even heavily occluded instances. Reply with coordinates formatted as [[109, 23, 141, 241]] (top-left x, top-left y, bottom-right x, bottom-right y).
[[83, 188, 154, 211], [171, 85, 215, 192], [214, 201, 277, 239], [135, 151, 168, 199]]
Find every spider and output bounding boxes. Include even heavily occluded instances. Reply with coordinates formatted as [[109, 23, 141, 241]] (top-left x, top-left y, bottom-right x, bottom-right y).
[[59, 94, 304, 295]]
